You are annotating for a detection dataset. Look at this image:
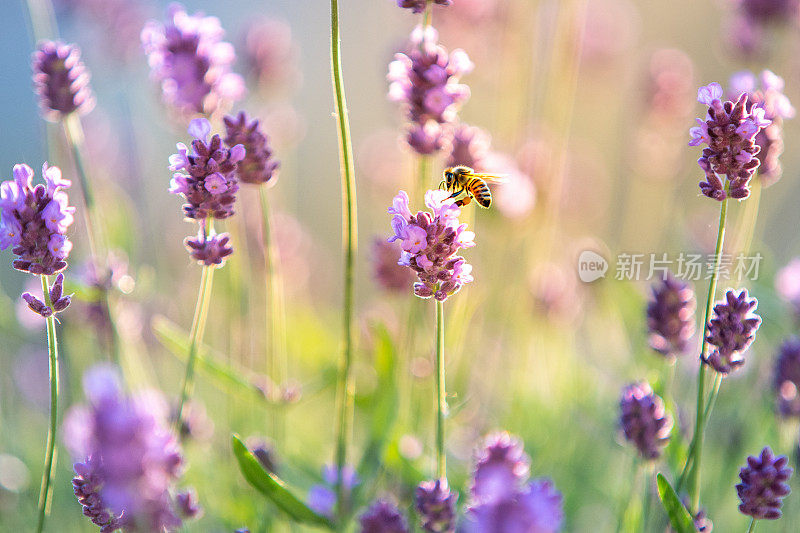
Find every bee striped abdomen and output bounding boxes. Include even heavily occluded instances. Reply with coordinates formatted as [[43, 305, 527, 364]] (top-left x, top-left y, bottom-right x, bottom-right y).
[[467, 178, 492, 208]]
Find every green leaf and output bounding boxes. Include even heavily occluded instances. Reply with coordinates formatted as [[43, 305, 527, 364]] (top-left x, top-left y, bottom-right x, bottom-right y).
[[152, 315, 267, 401], [656, 473, 695, 533], [231, 434, 335, 529]]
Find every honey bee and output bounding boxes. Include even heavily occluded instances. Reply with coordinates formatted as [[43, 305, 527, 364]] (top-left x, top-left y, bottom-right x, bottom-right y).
[[439, 166, 506, 208]]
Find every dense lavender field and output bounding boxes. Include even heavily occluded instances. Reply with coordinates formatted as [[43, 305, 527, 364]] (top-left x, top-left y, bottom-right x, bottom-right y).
[[3, 0, 800, 531]]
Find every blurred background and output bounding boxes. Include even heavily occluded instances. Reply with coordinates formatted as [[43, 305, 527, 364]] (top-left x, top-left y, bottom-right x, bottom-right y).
[[2, 0, 800, 531]]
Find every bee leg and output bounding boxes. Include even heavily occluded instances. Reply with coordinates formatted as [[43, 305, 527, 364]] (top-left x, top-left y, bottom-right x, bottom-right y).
[[447, 188, 465, 199], [438, 180, 447, 190]]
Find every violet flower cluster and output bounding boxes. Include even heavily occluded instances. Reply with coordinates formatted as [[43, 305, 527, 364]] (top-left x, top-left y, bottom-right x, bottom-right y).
[[397, 0, 452, 13], [730, 0, 799, 55], [703, 289, 761, 375], [388, 190, 475, 301], [65, 365, 198, 532], [619, 382, 672, 460], [388, 27, 473, 154], [141, 3, 245, 115], [0, 163, 74, 275], [23, 273, 72, 318], [169, 118, 244, 267], [223, 111, 280, 185], [728, 70, 795, 186], [446, 123, 491, 171], [414, 478, 457, 533], [689, 83, 771, 200], [32, 40, 95, 121], [646, 275, 696, 359], [737, 446, 793, 520], [465, 432, 564, 532], [358, 500, 409, 533], [307, 464, 359, 518], [774, 337, 800, 418]]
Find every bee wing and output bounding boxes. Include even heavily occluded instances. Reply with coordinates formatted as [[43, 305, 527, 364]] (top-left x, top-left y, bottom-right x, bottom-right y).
[[469, 173, 508, 183]]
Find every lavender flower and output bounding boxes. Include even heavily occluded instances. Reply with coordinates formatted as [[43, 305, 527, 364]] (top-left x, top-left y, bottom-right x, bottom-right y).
[[465, 432, 564, 532], [388, 26, 472, 155], [388, 189, 475, 301], [689, 83, 771, 200], [184, 230, 233, 267], [246, 437, 278, 474], [619, 382, 672, 460], [307, 464, 359, 518], [358, 500, 409, 533], [372, 238, 415, 293], [703, 289, 761, 375], [141, 3, 245, 115], [736, 0, 800, 25], [175, 489, 202, 519], [169, 118, 245, 220], [0, 163, 74, 275], [397, 0, 452, 13], [65, 365, 193, 531], [22, 273, 72, 317], [415, 478, 457, 533], [728, 70, 795, 186], [646, 275, 696, 358], [241, 17, 299, 92], [223, 111, 280, 185], [32, 40, 95, 121], [446, 123, 491, 170], [737, 446, 793, 519], [774, 337, 800, 417]]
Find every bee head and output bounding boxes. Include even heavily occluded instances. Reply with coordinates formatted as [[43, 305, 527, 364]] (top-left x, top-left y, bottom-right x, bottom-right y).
[[444, 168, 455, 188]]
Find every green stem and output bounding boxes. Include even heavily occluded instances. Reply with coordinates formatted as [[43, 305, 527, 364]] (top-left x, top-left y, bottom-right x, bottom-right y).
[[330, 0, 358, 526], [642, 463, 653, 532], [615, 457, 640, 533], [747, 517, 757, 533], [686, 198, 728, 513], [259, 186, 287, 441], [175, 221, 217, 435], [435, 299, 446, 479], [36, 274, 59, 533], [62, 114, 122, 364]]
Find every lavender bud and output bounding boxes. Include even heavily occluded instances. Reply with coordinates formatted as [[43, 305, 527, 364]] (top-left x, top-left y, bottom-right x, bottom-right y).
[[184, 230, 234, 267], [737, 446, 793, 519], [470, 432, 531, 505], [359, 500, 409, 533], [689, 83, 771, 200], [176, 488, 203, 519], [619, 382, 672, 460], [22, 293, 52, 318], [415, 478, 457, 533], [703, 289, 761, 375], [32, 41, 95, 121], [646, 274, 696, 358], [774, 337, 800, 418], [223, 111, 280, 185], [445, 123, 491, 171], [397, 0, 452, 13], [141, 3, 245, 115]]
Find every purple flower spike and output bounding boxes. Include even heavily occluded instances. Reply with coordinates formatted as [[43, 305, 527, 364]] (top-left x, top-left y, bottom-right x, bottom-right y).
[[21, 273, 72, 317], [307, 464, 359, 518], [728, 70, 794, 187], [141, 3, 245, 115], [387, 189, 475, 301], [446, 123, 491, 171], [32, 40, 95, 121], [0, 163, 74, 275], [471, 432, 531, 505], [223, 111, 280, 185], [65, 364, 195, 531], [703, 289, 761, 375], [774, 337, 800, 418], [358, 500, 409, 533], [619, 382, 672, 460], [415, 478, 457, 533], [169, 119, 243, 220], [397, 0, 452, 13], [646, 275, 696, 358], [737, 446, 793, 520], [388, 27, 472, 155], [184, 230, 233, 267], [690, 82, 771, 200]]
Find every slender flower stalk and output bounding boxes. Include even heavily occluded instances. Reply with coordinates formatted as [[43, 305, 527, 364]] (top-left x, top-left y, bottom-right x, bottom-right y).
[[175, 227, 216, 433], [685, 197, 728, 511], [435, 299, 446, 478], [36, 274, 59, 533], [330, 0, 358, 525]]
